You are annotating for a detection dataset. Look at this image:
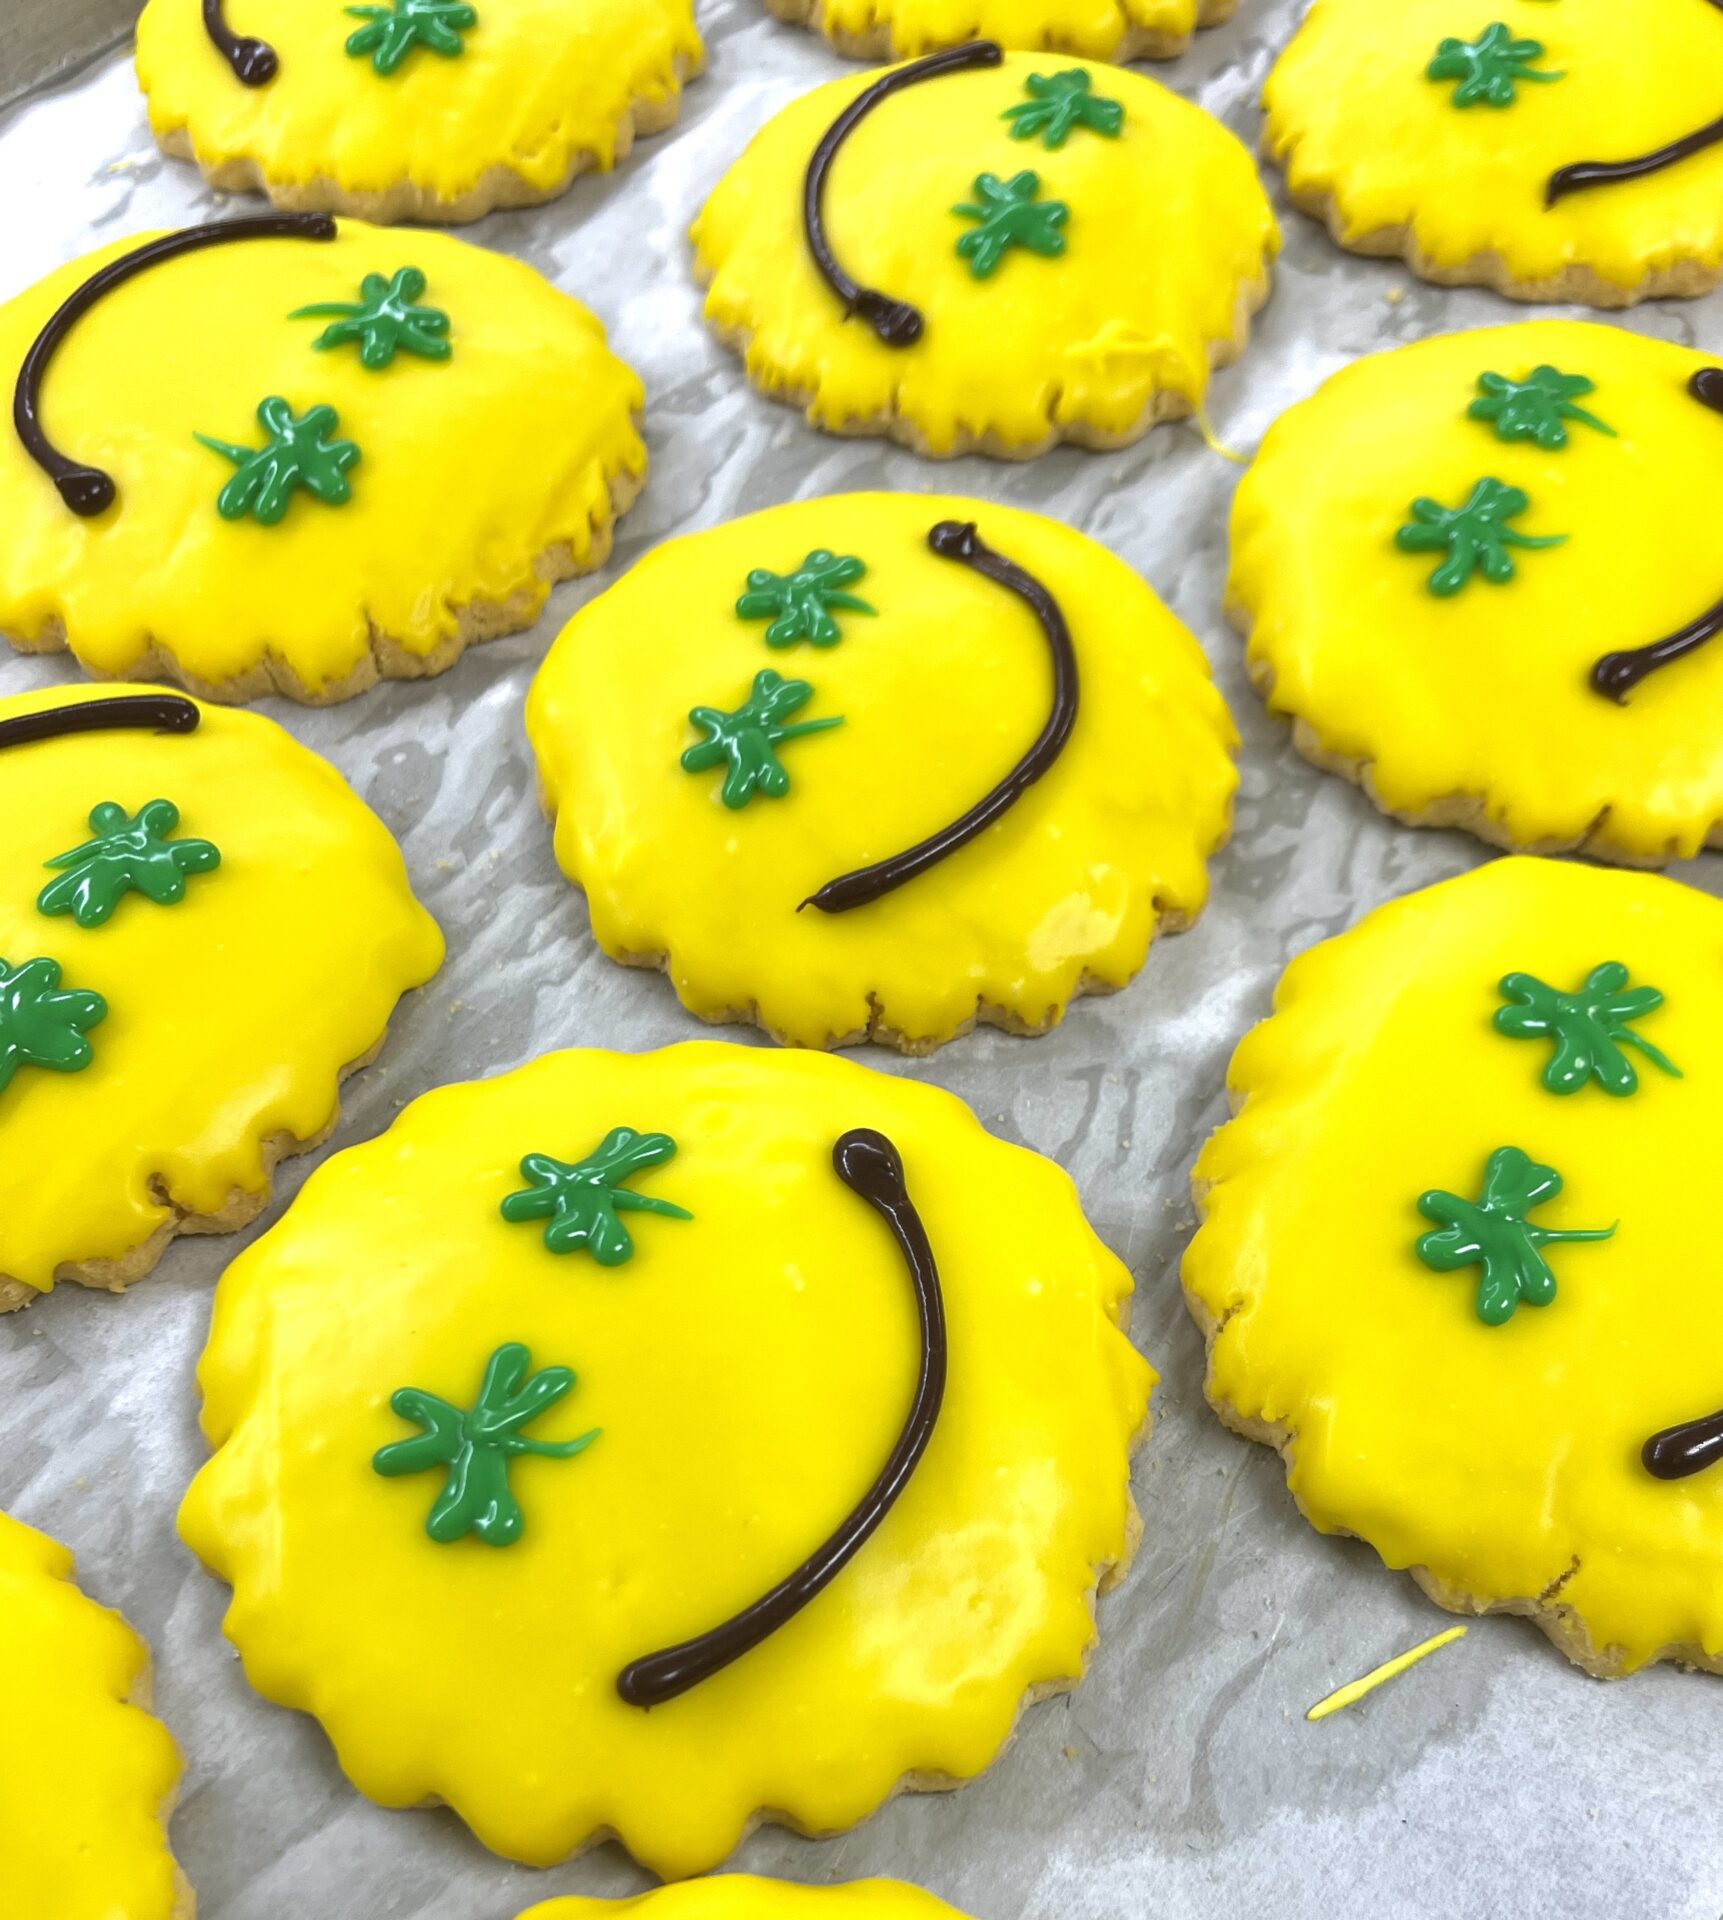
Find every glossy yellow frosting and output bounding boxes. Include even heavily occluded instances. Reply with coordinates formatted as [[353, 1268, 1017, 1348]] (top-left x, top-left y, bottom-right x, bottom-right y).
[[1185, 857, 1723, 1676], [526, 492, 1237, 1051], [775, 0, 1231, 60], [0, 1510, 190, 1919], [693, 54, 1277, 456], [180, 1041, 1153, 1876], [1231, 319, 1723, 864], [519, 1882, 973, 1920], [1264, 0, 1723, 302], [0, 682, 442, 1306], [0, 220, 645, 702]]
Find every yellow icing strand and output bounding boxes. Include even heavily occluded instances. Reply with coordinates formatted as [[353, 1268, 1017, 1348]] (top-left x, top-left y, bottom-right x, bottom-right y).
[[1305, 1627, 1467, 1722], [1189, 404, 1246, 465]]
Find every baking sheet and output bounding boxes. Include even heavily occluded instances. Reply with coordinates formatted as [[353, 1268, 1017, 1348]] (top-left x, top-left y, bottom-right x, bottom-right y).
[[3, 6, 1722, 1916]]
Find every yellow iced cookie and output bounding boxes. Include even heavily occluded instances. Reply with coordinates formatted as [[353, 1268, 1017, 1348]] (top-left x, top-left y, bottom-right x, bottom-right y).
[[1264, 0, 1723, 305], [768, 0, 1233, 62], [526, 493, 1237, 1052], [136, 0, 703, 222], [519, 1883, 973, 1920], [1230, 319, 1723, 864], [693, 48, 1276, 457], [0, 683, 442, 1312], [180, 1041, 1153, 1875], [0, 216, 645, 704], [1184, 857, 1723, 1676], [0, 1511, 192, 1919]]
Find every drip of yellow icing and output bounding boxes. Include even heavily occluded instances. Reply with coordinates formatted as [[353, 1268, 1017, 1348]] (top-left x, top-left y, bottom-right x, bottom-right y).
[[1306, 1626, 1468, 1722]]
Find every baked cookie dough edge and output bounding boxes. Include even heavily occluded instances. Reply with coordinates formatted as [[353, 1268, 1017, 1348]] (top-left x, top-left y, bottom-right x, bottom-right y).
[[762, 0, 1238, 64]]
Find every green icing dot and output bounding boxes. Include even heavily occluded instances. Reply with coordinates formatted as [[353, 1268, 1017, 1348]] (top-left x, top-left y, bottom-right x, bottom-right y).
[[952, 171, 1069, 279], [500, 1127, 693, 1263], [291, 267, 452, 370], [0, 955, 107, 1097], [195, 397, 360, 525], [38, 800, 220, 929], [1002, 69, 1125, 150], [1469, 367, 1614, 449], [1395, 476, 1567, 596], [345, 0, 477, 74], [736, 550, 874, 649], [1495, 962, 1681, 1096], [1427, 23, 1564, 107], [681, 669, 844, 809]]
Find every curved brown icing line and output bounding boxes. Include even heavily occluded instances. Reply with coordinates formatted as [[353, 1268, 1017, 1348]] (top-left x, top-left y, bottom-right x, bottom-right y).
[[0, 695, 200, 752], [1592, 368, 1723, 701], [1644, 1407, 1723, 1479], [1547, 115, 1723, 206], [616, 1128, 947, 1708], [803, 519, 1079, 914], [803, 39, 1004, 347], [14, 213, 337, 518], [202, 0, 279, 85]]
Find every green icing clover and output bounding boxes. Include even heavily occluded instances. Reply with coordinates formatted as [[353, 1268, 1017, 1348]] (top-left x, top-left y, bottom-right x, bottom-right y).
[[1002, 69, 1125, 150], [38, 801, 220, 929], [1495, 962, 1681, 1097], [953, 171, 1070, 279], [373, 1342, 598, 1547], [1469, 367, 1614, 449], [0, 956, 107, 1097], [1416, 1145, 1615, 1326], [500, 1126, 693, 1263], [1427, 23, 1564, 107], [1395, 477, 1566, 596], [736, 550, 874, 649], [195, 397, 360, 525], [345, 0, 477, 75], [291, 267, 452, 370], [681, 669, 843, 809]]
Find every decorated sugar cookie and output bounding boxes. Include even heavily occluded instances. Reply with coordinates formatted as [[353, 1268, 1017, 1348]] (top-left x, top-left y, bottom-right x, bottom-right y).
[[0, 1511, 191, 1918], [1183, 856, 1723, 1676], [1229, 318, 1723, 863], [692, 46, 1277, 457], [179, 1042, 1153, 1875], [526, 493, 1237, 1051], [518, 1882, 976, 1920], [135, 0, 702, 223], [0, 684, 441, 1312], [0, 215, 645, 703], [768, 0, 1233, 62], [1264, 0, 1723, 305]]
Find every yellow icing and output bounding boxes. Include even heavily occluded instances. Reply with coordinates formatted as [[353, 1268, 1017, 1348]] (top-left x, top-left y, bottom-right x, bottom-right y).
[[518, 1882, 973, 1920], [0, 220, 645, 700], [1303, 1625, 1466, 1722], [1265, 0, 1723, 298], [526, 492, 1237, 1051], [1230, 319, 1723, 863], [0, 682, 442, 1300], [793, 0, 1221, 59], [179, 1041, 1153, 1876], [692, 55, 1277, 455], [1185, 857, 1723, 1675], [0, 1511, 188, 1920], [135, 0, 703, 214]]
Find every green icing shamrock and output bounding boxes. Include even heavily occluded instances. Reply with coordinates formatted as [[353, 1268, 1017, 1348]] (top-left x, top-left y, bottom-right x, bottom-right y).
[[345, 0, 477, 75], [1416, 1145, 1615, 1326], [1002, 69, 1125, 150], [952, 172, 1070, 279], [1469, 366, 1614, 449], [1427, 23, 1564, 107], [373, 1342, 599, 1547], [500, 1127, 693, 1263], [38, 800, 220, 929], [736, 550, 874, 649], [1495, 962, 1681, 1097], [1395, 477, 1566, 596], [681, 669, 843, 809], [291, 267, 452, 370], [0, 955, 106, 1096], [195, 397, 360, 525]]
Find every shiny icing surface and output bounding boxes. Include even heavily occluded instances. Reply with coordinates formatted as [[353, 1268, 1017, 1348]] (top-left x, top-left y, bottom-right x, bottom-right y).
[[788, 0, 1222, 59], [1184, 857, 1723, 1675], [0, 1510, 187, 1920], [0, 682, 442, 1300], [692, 54, 1277, 455], [1230, 319, 1723, 862], [179, 1041, 1153, 1876], [518, 1882, 974, 1920], [526, 493, 1237, 1051]]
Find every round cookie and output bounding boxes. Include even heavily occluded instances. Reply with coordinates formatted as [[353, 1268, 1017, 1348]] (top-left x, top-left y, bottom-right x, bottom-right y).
[[0, 1511, 191, 1919], [0, 684, 442, 1312], [767, 0, 1234, 62], [0, 215, 645, 703], [179, 1041, 1154, 1876], [1230, 319, 1723, 865], [526, 493, 1237, 1052], [692, 47, 1277, 457], [135, 0, 703, 223], [1264, 0, 1723, 306], [1184, 856, 1723, 1677], [519, 1884, 974, 1920]]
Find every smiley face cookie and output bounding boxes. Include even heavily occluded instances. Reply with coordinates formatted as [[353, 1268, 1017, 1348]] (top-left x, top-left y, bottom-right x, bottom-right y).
[[0, 1511, 191, 1919], [179, 1041, 1153, 1876], [0, 684, 441, 1312], [767, 0, 1234, 62], [519, 1883, 976, 1920], [1264, 0, 1723, 305], [0, 215, 645, 704], [526, 493, 1237, 1052], [135, 0, 703, 223], [692, 47, 1277, 457]]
